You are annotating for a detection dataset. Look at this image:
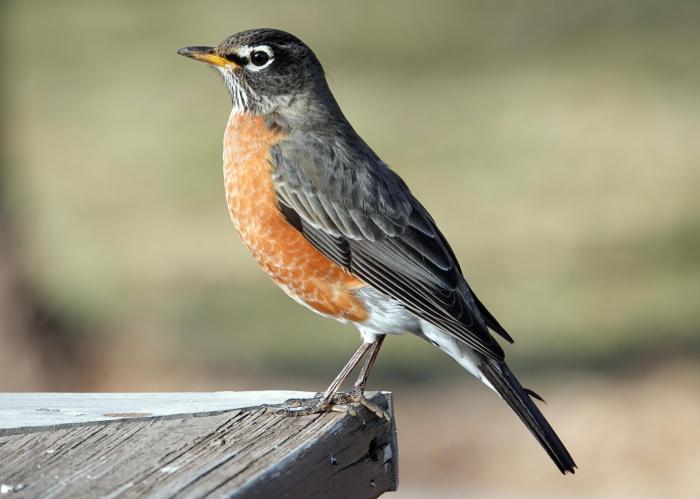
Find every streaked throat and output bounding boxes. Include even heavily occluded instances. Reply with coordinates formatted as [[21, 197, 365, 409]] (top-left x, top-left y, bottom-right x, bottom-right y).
[[218, 68, 251, 114]]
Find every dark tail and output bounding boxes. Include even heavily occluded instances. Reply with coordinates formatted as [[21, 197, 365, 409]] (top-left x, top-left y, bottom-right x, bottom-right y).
[[480, 360, 577, 474]]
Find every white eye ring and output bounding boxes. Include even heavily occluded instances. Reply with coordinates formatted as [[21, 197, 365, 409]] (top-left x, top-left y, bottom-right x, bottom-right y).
[[238, 45, 274, 72]]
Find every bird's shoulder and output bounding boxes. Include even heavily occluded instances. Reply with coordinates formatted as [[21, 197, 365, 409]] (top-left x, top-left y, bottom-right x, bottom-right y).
[[270, 127, 414, 240]]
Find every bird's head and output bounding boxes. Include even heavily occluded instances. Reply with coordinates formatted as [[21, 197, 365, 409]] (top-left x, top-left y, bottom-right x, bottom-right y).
[[178, 28, 337, 126]]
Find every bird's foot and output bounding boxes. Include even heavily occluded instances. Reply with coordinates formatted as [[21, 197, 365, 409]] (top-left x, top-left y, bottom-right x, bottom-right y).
[[265, 390, 389, 420], [348, 387, 390, 420], [272, 396, 314, 408], [262, 393, 329, 417], [265, 391, 387, 419]]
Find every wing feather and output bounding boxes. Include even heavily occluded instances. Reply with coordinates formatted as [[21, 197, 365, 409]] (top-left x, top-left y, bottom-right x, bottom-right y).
[[272, 131, 509, 359]]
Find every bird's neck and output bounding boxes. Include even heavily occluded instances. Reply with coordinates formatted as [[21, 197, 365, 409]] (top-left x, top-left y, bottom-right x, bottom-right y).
[[230, 78, 349, 133]]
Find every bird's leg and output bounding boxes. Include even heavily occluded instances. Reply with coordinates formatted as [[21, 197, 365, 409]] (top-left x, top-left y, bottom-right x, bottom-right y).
[[349, 335, 389, 419], [319, 341, 373, 402], [269, 341, 373, 417], [353, 335, 385, 393]]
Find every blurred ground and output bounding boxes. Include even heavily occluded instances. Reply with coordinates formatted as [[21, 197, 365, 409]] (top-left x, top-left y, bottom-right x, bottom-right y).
[[394, 361, 700, 498], [1, 1, 699, 497]]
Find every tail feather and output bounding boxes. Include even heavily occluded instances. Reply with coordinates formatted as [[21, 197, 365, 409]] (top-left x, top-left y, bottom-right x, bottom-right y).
[[418, 321, 576, 473], [480, 360, 577, 474]]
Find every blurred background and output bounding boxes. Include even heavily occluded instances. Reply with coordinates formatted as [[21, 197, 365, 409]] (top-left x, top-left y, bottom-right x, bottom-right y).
[[1, 0, 699, 497]]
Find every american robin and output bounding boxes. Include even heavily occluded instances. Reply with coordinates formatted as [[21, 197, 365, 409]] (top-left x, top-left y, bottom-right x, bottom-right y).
[[178, 28, 576, 474]]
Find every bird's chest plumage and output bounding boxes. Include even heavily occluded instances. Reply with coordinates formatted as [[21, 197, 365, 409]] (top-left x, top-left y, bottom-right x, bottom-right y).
[[222, 111, 367, 322]]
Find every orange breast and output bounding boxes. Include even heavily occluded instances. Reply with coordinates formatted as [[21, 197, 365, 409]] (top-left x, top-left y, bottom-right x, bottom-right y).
[[223, 112, 367, 322]]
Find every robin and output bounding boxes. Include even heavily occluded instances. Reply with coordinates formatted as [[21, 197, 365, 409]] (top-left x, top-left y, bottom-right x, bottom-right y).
[[178, 28, 576, 474]]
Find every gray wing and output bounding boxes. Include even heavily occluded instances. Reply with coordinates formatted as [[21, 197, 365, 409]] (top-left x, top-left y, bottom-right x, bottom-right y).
[[270, 131, 510, 360]]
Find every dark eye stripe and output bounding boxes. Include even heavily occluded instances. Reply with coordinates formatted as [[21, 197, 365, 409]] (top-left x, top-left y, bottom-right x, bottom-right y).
[[224, 53, 248, 65]]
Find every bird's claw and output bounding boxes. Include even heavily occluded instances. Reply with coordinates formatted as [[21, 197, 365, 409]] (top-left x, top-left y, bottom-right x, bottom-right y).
[[348, 387, 390, 420], [265, 391, 388, 420], [272, 394, 323, 408]]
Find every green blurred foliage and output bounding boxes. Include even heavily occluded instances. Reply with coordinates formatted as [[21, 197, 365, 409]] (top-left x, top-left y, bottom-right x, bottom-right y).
[[3, 0, 699, 379]]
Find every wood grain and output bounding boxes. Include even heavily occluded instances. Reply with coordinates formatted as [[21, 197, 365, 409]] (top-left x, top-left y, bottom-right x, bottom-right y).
[[0, 392, 398, 498]]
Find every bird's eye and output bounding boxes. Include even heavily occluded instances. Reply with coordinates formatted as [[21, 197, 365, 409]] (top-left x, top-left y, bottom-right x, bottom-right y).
[[250, 51, 270, 67]]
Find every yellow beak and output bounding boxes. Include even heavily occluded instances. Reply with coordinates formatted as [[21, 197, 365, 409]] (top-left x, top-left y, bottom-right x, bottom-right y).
[[177, 46, 232, 67]]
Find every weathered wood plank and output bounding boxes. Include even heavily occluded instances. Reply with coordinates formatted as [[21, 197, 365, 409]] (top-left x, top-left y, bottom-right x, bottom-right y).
[[0, 392, 398, 498], [0, 391, 314, 433]]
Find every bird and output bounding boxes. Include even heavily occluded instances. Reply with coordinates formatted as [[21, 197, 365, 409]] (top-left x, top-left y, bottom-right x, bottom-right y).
[[178, 28, 576, 474]]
